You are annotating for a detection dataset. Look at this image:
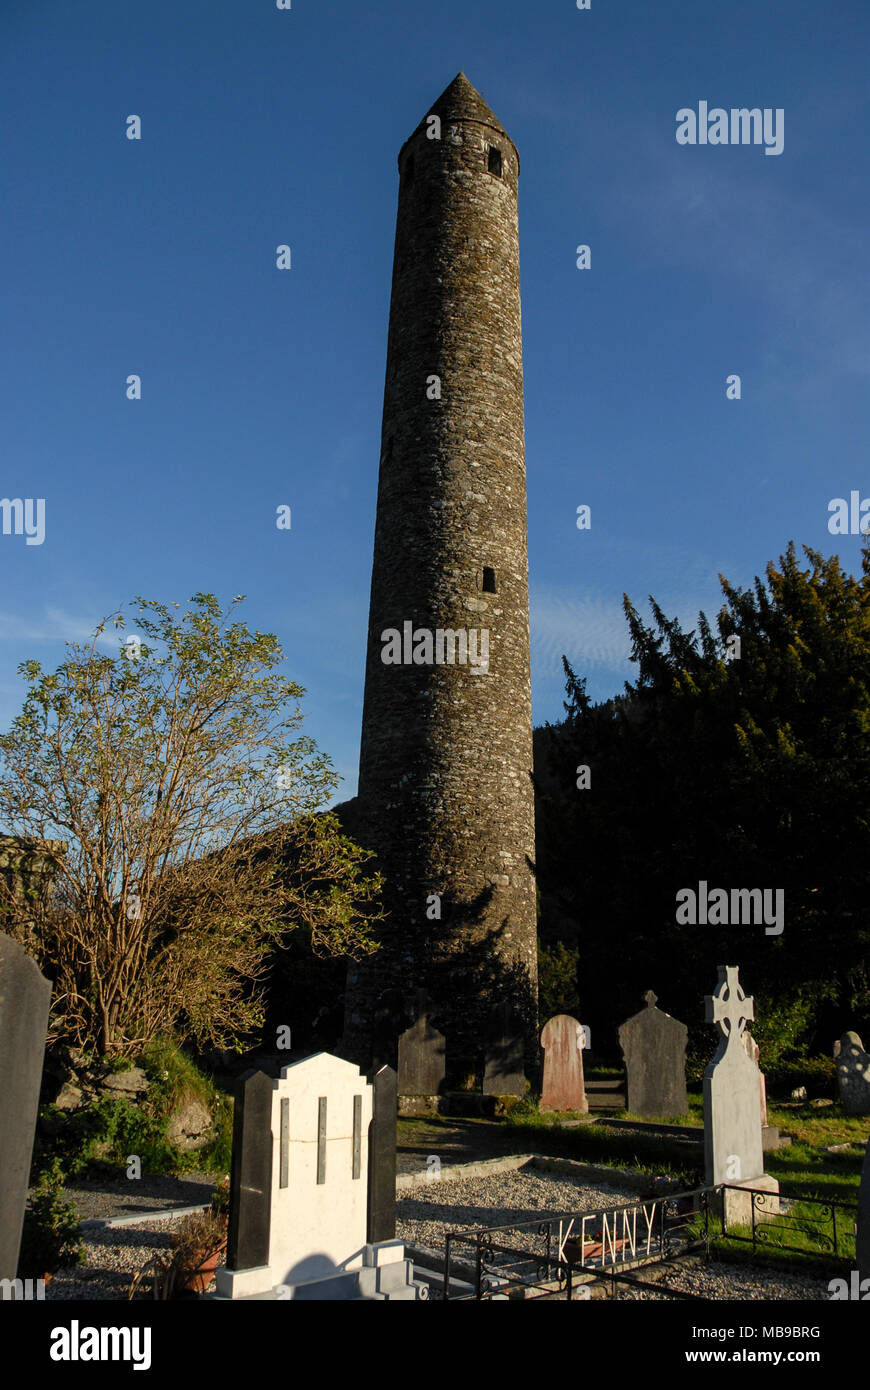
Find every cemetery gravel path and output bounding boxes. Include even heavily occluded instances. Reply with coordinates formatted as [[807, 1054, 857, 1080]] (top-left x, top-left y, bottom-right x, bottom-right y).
[[60, 1171, 217, 1224]]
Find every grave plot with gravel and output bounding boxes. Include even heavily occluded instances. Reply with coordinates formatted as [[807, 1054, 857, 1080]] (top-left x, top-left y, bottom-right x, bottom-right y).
[[396, 1163, 832, 1301], [397, 1165, 640, 1254]]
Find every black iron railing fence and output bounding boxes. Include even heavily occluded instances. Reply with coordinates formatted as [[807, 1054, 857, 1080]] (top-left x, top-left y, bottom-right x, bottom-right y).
[[443, 1185, 712, 1300], [718, 1184, 857, 1262], [441, 1183, 858, 1300]]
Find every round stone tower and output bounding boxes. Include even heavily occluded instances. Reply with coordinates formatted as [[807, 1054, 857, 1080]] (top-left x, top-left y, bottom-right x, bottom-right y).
[[343, 73, 537, 1073]]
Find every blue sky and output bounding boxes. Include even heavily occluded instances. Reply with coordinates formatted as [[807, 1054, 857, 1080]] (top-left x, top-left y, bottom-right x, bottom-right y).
[[2, 0, 868, 804]]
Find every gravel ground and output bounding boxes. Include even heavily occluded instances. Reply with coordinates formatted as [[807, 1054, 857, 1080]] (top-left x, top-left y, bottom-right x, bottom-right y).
[[62, 1172, 217, 1224], [43, 1166, 831, 1301], [397, 1167, 639, 1250], [46, 1217, 184, 1301], [43, 1174, 220, 1300], [616, 1258, 830, 1301]]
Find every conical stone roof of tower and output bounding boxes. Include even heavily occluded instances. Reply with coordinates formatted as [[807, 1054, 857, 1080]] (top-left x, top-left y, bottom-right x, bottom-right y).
[[401, 72, 518, 162], [429, 72, 511, 139]]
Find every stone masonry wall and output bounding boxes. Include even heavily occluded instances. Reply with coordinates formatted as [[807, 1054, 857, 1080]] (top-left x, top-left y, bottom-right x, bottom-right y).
[[343, 76, 538, 1074]]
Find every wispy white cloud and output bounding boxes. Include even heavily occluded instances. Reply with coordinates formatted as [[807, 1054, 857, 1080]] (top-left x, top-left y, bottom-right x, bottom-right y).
[[531, 574, 727, 684], [0, 608, 102, 645], [531, 589, 631, 673]]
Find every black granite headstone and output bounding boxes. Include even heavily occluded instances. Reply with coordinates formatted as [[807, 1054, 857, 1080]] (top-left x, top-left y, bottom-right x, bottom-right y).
[[483, 1002, 526, 1096], [226, 1069, 273, 1272], [397, 1009, 446, 1096], [0, 933, 52, 1281], [618, 990, 688, 1119], [367, 1065, 397, 1243]]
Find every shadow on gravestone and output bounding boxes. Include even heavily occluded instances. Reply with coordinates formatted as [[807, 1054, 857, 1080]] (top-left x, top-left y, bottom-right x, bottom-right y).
[[217, 1053, 425, 1300], [226, 1070, 273, 1274], [397, 1004, 446, 1097], [0, 934, 52, 1282], [483, 1002, 526, 1097], [617, 990, 687, 1120]]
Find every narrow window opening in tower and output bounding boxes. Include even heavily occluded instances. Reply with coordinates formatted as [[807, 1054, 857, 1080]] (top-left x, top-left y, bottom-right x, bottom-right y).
[[487, 146, 503, 177], [482, 567, 498, 594], [405, 155, 415, 186]]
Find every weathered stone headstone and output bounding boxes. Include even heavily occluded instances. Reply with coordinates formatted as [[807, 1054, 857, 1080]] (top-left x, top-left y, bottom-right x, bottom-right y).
[[833, 1032, 870, 1116], [618, 990, 687, 1119], [397, 1010, 446, 1097], [217, 1052, 425, 1300], [483, 1002, 526, 1097], [0, 934, 52, 1281], [540, 1014, 588, 1113], [858, 1138, 870, 1284], [704, 965, 779, 1223]]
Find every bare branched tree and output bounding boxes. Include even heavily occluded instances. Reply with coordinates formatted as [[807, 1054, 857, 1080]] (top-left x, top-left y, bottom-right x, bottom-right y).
[[0, 593, 381, 1053]]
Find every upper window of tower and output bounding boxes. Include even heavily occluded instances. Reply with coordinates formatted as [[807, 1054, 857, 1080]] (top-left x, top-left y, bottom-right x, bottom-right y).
[[487, 146, 503, 177], [482, 567, 498, 594]]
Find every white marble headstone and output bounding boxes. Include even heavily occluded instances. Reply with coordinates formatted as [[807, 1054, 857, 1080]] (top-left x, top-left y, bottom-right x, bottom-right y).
[[218, 1053, 373, 1298]]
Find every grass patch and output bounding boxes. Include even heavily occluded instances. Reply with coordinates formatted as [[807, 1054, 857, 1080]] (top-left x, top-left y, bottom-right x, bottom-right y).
[[619, 1109, 697, 1126], [397, 1112, 696, 1184], [495, 1109, 702, 1185], [695, 1190, 857, 1275], [401, 1091, 864, 1208], [765, 1138, 863, 1203], [767, 1101, 867, 1149]]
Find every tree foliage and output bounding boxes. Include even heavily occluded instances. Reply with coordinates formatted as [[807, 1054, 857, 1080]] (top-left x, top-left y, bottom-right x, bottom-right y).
[[535, 543, 870, 1054], [0, 594, 381, 1053]]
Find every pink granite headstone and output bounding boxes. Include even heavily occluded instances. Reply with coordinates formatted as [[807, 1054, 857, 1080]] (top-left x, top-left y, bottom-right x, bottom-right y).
[[540, 1014, 588, 1113]]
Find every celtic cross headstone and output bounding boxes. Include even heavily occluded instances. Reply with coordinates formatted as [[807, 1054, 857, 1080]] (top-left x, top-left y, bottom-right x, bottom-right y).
[[703, 965, 779, 1224], [704, 965, 762, 1185]]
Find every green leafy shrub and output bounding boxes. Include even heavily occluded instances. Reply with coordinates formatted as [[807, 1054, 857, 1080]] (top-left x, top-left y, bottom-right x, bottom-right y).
[[684, 994, 818, 1086], [34, 1036, 233, 1179], [685, 1028, 711, 1086], [750, 994, 815, 1073], [18, 1158, 85, 1277], [767, 1054, 836, 1094]]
